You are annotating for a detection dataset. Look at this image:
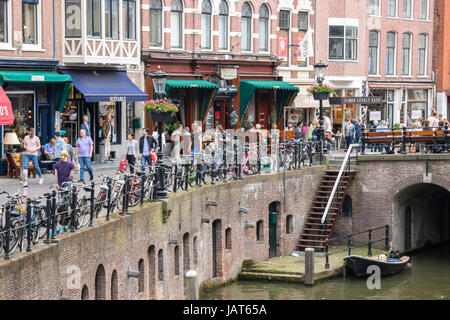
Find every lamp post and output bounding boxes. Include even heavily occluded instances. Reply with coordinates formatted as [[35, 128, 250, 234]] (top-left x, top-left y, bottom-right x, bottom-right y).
[[150, 66, 169, 198], [313, 61, 328, 163]]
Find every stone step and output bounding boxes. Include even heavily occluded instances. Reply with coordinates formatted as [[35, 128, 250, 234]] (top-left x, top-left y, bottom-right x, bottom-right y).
[[298, 239, 326, 244], [239, 271, 304, 282], [301, 230, 328, 234], [296, 244, 325, 250]]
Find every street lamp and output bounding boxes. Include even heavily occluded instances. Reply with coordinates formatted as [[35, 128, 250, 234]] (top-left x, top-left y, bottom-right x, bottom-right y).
[[313, 61, 328, 163], [150, 66, 169, 198]]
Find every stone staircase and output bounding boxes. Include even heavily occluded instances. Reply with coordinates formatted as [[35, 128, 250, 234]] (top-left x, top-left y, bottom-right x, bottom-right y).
[[296, 154, 357, 252]]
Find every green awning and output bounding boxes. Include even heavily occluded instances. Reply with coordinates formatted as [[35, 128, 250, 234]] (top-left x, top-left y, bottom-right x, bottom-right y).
[[165, 80, 219, 123], [239, 80, 299, 122], [0, 71, 73, 112]]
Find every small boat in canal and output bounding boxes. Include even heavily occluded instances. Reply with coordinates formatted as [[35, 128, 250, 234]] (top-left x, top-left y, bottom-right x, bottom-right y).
[[343, 252, 410, 277]]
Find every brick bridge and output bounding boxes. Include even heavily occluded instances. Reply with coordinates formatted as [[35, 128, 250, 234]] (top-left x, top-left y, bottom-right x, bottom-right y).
[[0, 154, 449, 300]]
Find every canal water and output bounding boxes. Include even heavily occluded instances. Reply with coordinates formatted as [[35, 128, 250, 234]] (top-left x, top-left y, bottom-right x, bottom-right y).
[[201, 244, 450, 300]]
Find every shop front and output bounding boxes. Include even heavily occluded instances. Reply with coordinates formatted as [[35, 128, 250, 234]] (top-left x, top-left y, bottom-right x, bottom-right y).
[[59, 68, 147, 162], [0, 64, 72, 175]]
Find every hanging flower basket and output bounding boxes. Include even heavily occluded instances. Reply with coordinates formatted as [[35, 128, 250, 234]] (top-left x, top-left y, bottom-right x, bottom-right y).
[[144, 98, 180, 122], [307, 83, 336, 100], [313, 92, 330, 101]]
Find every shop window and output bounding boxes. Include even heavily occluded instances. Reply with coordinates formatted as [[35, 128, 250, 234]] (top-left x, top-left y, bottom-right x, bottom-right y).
[[401, 33, 411, 75], [0, 0, 9, 43], [298, 12, 308, 31], [170, 0, 183, 48], [225, 228, 232, 250], [174, 246, 180, 276], [149, 0, 162, 46], [256, 220, 264, 241], [329, 25, 358, 61], [386, 32, 396, 75], [419, 0, 428, 20], [201, 0, 212, 49], [158, 249, 164, 281], [122, 0, 136, 40], [403, 0, 412, 18], [387, 0, 397, 17], [241, 2, 252, 52], [87, 0, 101, 37], [258, 5, 269, 52], [105, 0, 119, 39], [218, 0, 229, 50], [286, 215, 293, 234], [418, 34, 427, 76], [369, 0, 380, 16], [99, 102, 121, 144], [407, 89, 428, 122], [22, 0, 39, 44], [368, 30, 379, 75]]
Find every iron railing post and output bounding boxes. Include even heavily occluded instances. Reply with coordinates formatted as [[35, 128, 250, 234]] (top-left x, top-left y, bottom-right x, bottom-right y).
[[184, 163, 189, 190], [325, 238, 330, 269], [70, 186, 77, 232], [401, 126, 407, 154], [89, 181, 95, 226], [361, 133, 366, 155], [368, 228, 373, 257], [173, 164, 178, 193], [44, 193, 51, 244], [347, 233, 352, 256], [26, 198, 32, 252], [106, 177, 112, 221], [4, 203, 11, 259], [385, 225, 390, 250], [51, 190, 56, 240], [140, 173, 145, 207], [444, 124, 449, 153]]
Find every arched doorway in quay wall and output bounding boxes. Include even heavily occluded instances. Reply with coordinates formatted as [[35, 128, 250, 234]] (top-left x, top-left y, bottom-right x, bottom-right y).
[[392, 183, 450, 251], [269, 202, 281, 258], [212, 219, 223, 278]]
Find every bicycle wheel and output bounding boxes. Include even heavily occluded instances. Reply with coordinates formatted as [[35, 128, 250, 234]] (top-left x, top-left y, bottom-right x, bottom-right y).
[[6, 219, 22, 255], [76, 198, 91, 228], [128, 183, 142, 207]]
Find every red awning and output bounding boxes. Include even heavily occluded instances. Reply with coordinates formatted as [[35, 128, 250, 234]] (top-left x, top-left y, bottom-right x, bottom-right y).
[[0, 87, 14, 125]]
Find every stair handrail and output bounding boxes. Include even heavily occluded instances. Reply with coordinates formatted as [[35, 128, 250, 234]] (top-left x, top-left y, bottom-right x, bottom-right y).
[[321, 144, 358, 224]]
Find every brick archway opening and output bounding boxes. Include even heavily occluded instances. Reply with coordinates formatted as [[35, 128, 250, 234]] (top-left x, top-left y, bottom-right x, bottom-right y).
[[95, 264, 106, 300], [212, 219, 223, 278]]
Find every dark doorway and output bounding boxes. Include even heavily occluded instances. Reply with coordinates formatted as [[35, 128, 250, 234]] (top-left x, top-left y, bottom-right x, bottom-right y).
[[212, 219, 222, 278], [183, 233, 190, 292], [38, 105, 50, 145], [269, 202, 279, 258], [405, 206, 412, 250], [340, 195, 352, 217], [257, 91, 271, 129]]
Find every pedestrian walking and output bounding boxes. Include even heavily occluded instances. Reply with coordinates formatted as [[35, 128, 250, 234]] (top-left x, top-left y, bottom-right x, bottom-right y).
[[81, 115, 91, 137], [75, 129, 94, 183], [23, 128, 44, 184], [54, 150, 75, 189], [53, 131, 67, 162], [139, 128, 158, 171], [343, 119, 356, 148], [126, 133, 139, 174], [171, 124, 183, 162]]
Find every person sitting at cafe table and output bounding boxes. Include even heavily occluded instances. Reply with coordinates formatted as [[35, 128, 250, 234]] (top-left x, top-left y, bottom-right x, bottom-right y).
[[44, 139, 55, 158]]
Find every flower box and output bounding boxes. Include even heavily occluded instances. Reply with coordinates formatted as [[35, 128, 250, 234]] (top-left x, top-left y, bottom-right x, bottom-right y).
[[313, 92, 330, 101], [150, 111, 173, 122]]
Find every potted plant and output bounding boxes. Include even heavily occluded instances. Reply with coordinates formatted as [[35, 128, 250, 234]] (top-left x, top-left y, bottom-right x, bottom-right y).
[[144, 98, 179, 122], [230, 110, 239, 127], [307, 83, 336, 101], [270, 111, 277, 126]]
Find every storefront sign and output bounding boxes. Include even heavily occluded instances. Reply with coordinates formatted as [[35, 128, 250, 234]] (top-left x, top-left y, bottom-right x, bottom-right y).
[[369, 111, 381, 121], [31, 75, 45, 81], [411, 110, 422, 119], [220, 68, 237, 80], [110, 96, 126, 102], [329, 96, 382, 105]]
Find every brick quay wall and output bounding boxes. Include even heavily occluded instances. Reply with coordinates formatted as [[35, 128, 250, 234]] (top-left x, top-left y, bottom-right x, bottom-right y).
[[0, 166, 326, 300]]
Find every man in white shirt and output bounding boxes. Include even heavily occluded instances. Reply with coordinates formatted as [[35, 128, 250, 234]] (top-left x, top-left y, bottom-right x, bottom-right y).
[[23, 128, 44, 184]]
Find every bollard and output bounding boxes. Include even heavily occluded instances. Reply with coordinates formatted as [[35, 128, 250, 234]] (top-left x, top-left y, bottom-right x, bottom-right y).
[[140, 173, 145, 207], [89, 181, 95, 226], [347, 233, 352, 256], [304, 248, 315, 285], [26, 198, 32, 252], [185, 270, 199, 300], [173, 165, 178, 193], [51, 190, 56, 240], [324, 238, 330, 269], [70, 186, 77, 232], [4, 204, 11, 259], [106, 177, 112, 221], [44, 193, 51, 244], [368, 228, 373, 257], [385, 225, 389, 250]]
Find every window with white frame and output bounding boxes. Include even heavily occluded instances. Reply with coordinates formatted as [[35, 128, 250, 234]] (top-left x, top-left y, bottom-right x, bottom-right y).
[[150, 0, 162, 46], [329, 25, 358, 60], [401, 32, 411, 75], [369, 30, 379, 75], [105, 0, 119, 39], [170, 0, 183, 48], [403, 0, 412, 18], [0, 0, 8, 43], [87, 0, 101, 37], [122, 0, 136, 40], [387, 0, 397, 17], [218, 0, 228, 50], [386, 31, 396, 75], [241, 2, 252, 51], [258, 4, 269, 51], [22, 0, 39, 44], [419, 0, 428, 20], [369, 0, 380, 16], [298, 11, 308, 31], [418, 33, 427, 75], [65, 0, 81, 37], [201, 0, 212, 49]]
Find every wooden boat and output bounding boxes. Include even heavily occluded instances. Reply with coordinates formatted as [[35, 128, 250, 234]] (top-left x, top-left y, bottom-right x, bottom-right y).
[[343, 254, 410, 277]]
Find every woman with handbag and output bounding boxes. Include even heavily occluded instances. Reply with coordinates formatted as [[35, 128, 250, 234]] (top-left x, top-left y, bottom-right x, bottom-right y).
[[125, 133, 139, 174]]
